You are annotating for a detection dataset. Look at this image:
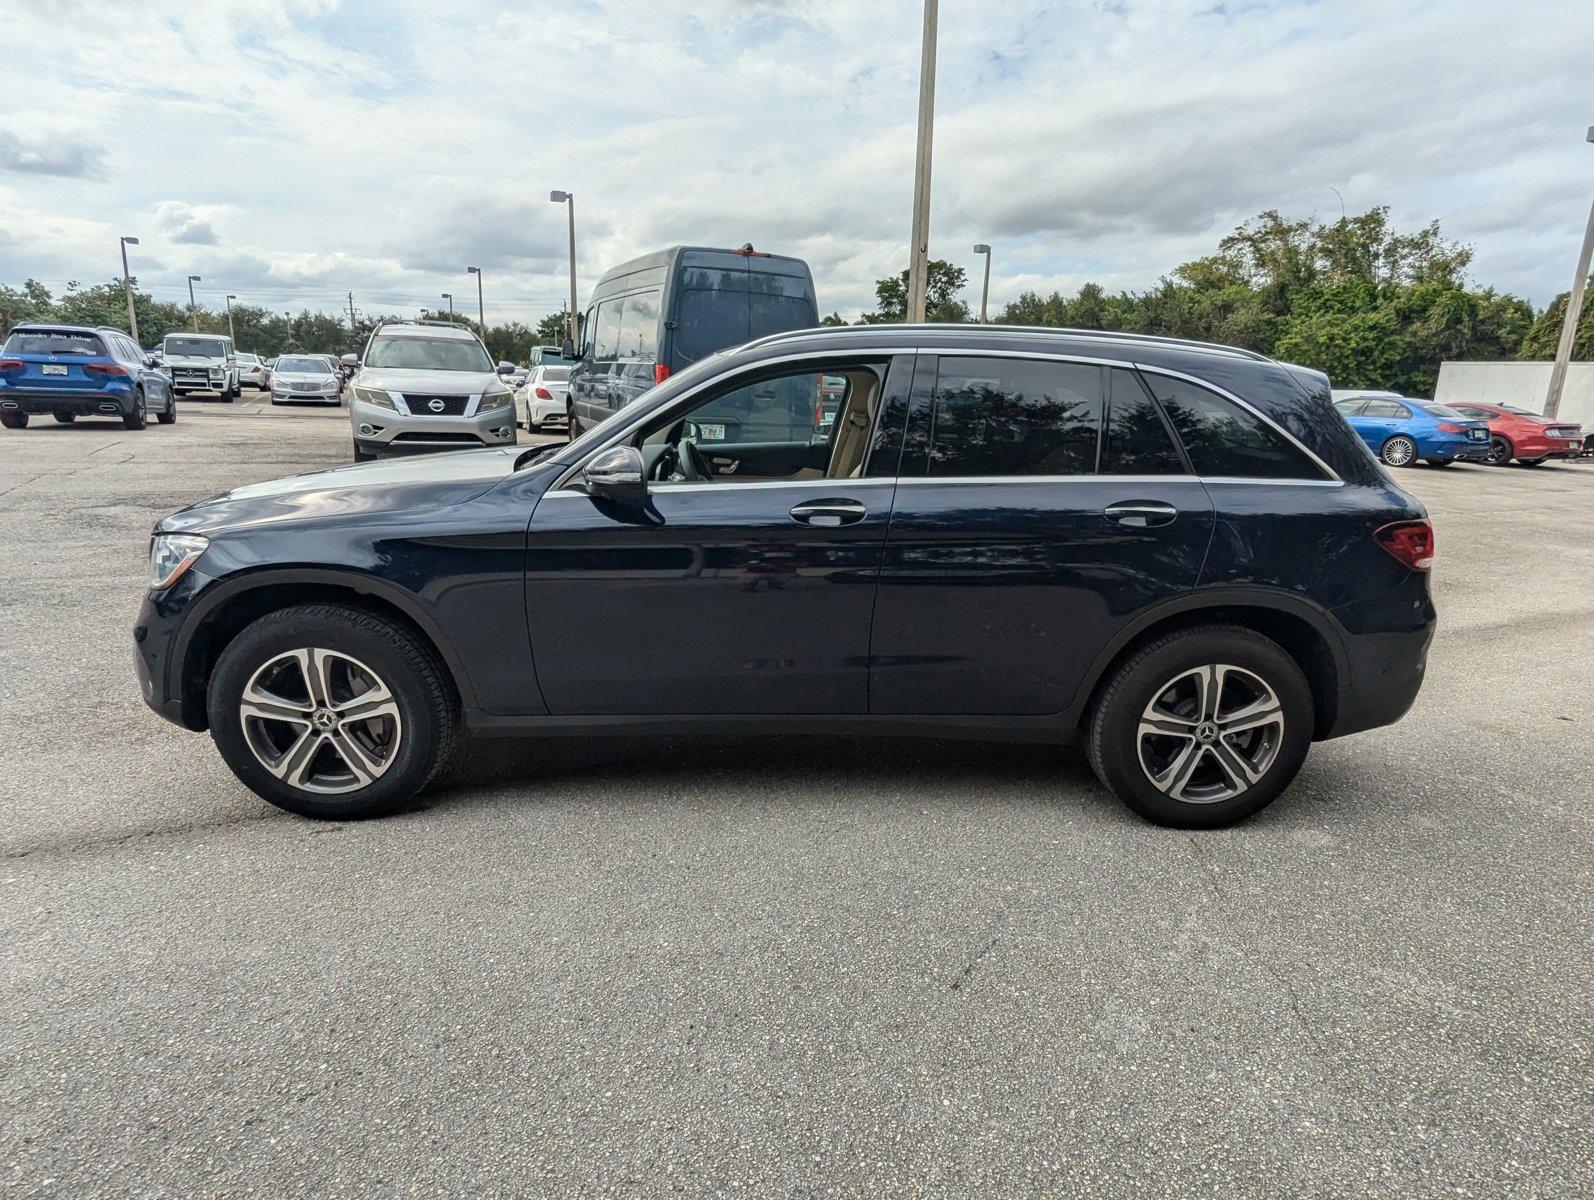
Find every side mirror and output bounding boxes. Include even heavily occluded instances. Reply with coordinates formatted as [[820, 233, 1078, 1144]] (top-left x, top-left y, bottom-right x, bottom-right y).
[[561, 338, 577, 360], [496, 360, 515, 375], [582, 445, 646, 503], [340, 353, 358, 367], [144, 356, 158, 367]]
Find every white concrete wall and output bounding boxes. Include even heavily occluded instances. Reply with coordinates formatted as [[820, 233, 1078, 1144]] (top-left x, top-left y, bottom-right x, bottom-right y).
[[1434, 361, 1594, 427]]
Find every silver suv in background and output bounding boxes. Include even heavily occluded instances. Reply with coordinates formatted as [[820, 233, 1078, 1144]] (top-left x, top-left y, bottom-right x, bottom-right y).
[[343, 321, 517, 461]]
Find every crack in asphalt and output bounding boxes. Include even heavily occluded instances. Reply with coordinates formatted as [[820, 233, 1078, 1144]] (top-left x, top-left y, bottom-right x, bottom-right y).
[[3, 807, 283, 864]]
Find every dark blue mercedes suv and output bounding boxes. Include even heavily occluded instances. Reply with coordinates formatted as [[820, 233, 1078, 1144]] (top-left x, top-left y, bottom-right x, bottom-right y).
[[134, 326, 1436, 827]]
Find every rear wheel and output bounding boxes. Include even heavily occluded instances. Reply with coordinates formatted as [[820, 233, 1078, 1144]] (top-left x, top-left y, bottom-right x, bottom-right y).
[[567, 405, 580, 440], [1379, 436, 1417, 467], [1486, 436, 1513, 466], [1427, 459, 1454, 468], [53, 412, 76, 424], [1519, 457, 1546, 467], [157, 396, 177, 424], [207, 604, 459, 820], [1, 411, 29, 429], [1085, 625, 1314, 828], [122, 391, 147, 430]]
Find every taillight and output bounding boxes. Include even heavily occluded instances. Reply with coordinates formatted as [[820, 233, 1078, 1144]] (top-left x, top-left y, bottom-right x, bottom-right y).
[[83, 362, 129, 377], [534, 386, 552, 400], [0, 359, 23, 372], [1374, 520, 1435, 571], [653, 363, 672, 384], [1436, 422, 1465, 434]]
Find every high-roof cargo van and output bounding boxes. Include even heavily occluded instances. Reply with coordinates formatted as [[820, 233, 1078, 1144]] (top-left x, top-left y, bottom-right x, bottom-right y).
[[566, 245, 818, 436]]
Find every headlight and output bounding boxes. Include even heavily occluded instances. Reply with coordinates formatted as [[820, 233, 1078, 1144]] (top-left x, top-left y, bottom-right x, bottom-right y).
[[149, 533, 209, 589], [352, 384, 398, 411], [478, 387, 513, 412]]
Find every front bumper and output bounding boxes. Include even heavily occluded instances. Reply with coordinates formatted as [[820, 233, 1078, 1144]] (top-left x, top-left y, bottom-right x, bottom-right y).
[[134, 566, 216, 730], [350, 396, 517, 456], [273, 386, 340, 403], [1, 388, 132, 416]]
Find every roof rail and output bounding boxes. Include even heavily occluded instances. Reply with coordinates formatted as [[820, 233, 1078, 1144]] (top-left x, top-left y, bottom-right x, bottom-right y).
[[738, 322, 1272, 363]]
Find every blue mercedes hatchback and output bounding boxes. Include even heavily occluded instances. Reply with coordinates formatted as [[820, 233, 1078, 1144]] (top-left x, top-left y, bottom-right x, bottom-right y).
[[0, 323, 174, 430], [1333, 393, 1489, 467], [135, 326, 1436, 828]]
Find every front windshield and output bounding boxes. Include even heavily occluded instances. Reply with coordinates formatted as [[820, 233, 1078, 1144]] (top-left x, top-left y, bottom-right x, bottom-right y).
[[165, 336, 228, 358], [276, 356, 332, 375], [365, 334, 491, 372]]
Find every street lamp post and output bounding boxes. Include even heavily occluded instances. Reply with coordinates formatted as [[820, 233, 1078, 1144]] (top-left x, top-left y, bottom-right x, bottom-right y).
[[1544, 125, 1594, 420], [225, 294, 237, 343], [467, 266, 485, 333], [442, 293, 453, 318], [973, 244, 992, 324], [186, 275, 202, 330], [119, 236, 141, 344], [905, 0, 939, 323], [550, 190, 578, 349]]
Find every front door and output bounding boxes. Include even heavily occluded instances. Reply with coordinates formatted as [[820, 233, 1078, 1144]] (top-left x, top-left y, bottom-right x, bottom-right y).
[[524, 356, 910, 715], [870, 357, 1215, 715]]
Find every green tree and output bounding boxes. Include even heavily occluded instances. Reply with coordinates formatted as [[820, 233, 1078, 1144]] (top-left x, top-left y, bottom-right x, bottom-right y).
[[861, 259, 970, 323], [1518, 277, 1594, 360]]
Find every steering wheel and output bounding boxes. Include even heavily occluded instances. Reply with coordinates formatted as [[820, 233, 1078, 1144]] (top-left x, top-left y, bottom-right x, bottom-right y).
[[677, 436, 714, 482]]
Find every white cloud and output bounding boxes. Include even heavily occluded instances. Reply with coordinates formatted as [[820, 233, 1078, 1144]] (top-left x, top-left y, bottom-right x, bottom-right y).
[[0, 0, 1590, 326]]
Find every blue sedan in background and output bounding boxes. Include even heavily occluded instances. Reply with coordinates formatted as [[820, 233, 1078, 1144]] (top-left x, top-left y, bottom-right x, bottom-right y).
[[1333, 393, 1490, 467]]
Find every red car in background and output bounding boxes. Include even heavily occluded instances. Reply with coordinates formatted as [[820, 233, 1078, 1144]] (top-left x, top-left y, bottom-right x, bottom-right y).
[[1446, 402, 1585, 466]]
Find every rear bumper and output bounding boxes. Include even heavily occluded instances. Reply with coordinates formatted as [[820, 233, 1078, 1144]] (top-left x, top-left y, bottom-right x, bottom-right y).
[[1322, 574, 1436, 739], [1422, 439, 1490, 462], [1, 389, 132, 416]]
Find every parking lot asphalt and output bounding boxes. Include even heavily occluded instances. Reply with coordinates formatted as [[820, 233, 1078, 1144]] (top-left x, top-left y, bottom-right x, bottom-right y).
[[2, 397, 1590, 1198]]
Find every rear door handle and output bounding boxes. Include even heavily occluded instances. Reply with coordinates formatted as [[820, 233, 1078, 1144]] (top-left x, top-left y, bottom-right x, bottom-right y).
[[1104, 500, 1178, 528], [790, 498, 866, 527]]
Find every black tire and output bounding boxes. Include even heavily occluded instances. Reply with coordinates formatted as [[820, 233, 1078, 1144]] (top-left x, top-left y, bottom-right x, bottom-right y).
[[1426, 459, 1454, 468], [53, 412, 76, 424], [1, 411, 29, 429], [353, 440, 376, 462], [567, 406, 580, 440], [1486, 436, 1513, 466], [1379, 435, 1417, 468], [157, 396, 176, 424], [1084, 625, 1314, 829], [122, 391, 147, 430], [206, 604, 459, 820]]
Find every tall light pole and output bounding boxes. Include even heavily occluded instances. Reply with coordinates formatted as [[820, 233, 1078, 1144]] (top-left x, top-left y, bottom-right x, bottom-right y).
[[1544, 125, 1594, 420], [186, 275, 202, 330], [973, 244, 992, 324], [441, 292, 453, 318], [467, 266, 485, 333], [550, 190, 578, 348], [225, 294, 237, 343], [119, 236, 141, 344], [905, 0, 938, 323]]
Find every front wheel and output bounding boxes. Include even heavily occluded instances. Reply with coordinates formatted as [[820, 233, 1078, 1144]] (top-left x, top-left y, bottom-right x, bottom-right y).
[[207, 604, 459, 819], [1085, 625, 1314, 828], [1379, 435, 1417, 467]]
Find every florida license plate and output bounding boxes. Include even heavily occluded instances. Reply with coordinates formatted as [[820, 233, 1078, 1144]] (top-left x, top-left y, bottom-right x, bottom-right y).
[[42, 364, 67, 375]]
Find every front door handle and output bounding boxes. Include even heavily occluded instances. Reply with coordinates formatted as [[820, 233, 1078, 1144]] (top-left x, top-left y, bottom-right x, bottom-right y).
[[790, 498, 866, 527], [1104, 500, 1178, 528]]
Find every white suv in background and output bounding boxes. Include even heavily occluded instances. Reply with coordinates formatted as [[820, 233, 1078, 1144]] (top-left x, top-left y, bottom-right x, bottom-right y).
[[162, 333, 240, 401], [344, 321, 517, 461]]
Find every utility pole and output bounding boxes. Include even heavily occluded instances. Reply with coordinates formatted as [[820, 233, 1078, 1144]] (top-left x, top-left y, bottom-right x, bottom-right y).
[[442, 293, 453, 318], [225, 294, 237, 343], [905, 0, 938, 323], [467, 266, 485, 333], [119, 236, 141, 344], [347, 292, 357, 330], [1544, 125, 1594, 420], [187, 275, 202, 330], [973, 244, 992, 323], [551, 190, 578, 348]]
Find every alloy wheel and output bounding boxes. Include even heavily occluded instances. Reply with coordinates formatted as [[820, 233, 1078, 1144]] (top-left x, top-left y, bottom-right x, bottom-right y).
[[1487, 437, 1512, 466], [239, 648, 402, 794], [1136, 664, 1284, 804], [1382, 437, 1415, 467]]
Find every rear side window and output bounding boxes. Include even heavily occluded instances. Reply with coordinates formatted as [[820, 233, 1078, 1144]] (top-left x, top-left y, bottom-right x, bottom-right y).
[[1103, 369, 1185, 475], [1142, 374, 1327, 480], [926, 357, 1102, 477], [4, 331, 104, 355]]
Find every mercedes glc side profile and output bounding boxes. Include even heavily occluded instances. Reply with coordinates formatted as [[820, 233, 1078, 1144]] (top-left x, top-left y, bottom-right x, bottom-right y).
[[135, 326, 1436, 828]]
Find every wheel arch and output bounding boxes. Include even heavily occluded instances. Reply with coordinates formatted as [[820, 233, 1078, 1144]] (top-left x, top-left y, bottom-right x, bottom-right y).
[[173, 568, 474, 732], [1073, 592, 1347, 740]]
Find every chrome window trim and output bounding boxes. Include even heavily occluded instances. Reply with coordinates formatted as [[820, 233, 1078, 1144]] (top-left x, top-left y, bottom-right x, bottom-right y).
[[1198, 476, 1344, 488], [895, 474, 1198, 486], [1130, 362, 1342, 484], [546, 477, 900, 499], [551, 348, 918, 491]]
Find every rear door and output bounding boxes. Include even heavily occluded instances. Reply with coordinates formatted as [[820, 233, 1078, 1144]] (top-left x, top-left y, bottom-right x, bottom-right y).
[[870, 356, 1214, 715]]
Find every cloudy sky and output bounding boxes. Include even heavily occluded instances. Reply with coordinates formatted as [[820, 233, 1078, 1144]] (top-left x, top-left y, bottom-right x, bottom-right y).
[[2, 0, 1591, 328]]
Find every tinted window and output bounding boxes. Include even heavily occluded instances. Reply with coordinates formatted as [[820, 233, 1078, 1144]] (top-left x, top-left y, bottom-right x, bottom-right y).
[[1420, 403, 1466, 419], [674, 287, 747, 363], [617, 290, 661, 361], [1143, 374, 1326, 480], [1360, 399, 1408, 419], [5, 331, 105, 355], [926, 358, 1102, 477], [592, 300, 623, 361], [364, 336, 491, 372], [1103, 369, 1185, 475], [164, 336, 228, 359], [1334, 399, 1365, 416]]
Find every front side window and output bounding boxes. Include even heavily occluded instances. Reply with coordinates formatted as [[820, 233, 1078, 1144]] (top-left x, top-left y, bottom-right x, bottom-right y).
[[1103, 368, 1185, 475], [634, 364, 886, 484], [1142, 374, 1327, 480], [925, 357, 1103, 477], [616, 290, 661, 361], [363, 335, 491, 372], [592, 300, 623, 361], [1334, 399, 1366, 416]]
